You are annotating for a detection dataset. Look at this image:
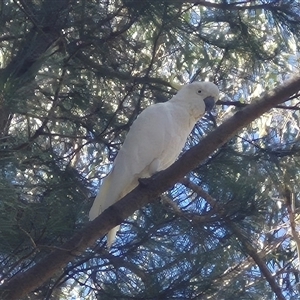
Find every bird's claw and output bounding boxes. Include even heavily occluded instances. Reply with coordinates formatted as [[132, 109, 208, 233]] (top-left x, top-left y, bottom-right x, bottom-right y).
[[138, 177, 152, 187]]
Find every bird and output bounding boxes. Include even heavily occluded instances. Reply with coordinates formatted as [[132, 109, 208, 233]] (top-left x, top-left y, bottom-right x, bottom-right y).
[[89, 81, 219, 248]]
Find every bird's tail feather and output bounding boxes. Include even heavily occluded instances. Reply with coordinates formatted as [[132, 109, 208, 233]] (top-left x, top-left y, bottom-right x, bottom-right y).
[[107, 225, 120, 249], [89, 174, 113, 220], [89, 173, 122, 248]]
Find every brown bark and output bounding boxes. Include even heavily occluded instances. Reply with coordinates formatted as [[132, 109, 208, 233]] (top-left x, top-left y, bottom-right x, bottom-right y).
[[1, 75, 300, 299]]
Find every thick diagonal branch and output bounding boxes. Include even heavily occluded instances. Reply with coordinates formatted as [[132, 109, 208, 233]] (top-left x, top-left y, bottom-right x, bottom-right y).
[[1, 75, 300, 299]]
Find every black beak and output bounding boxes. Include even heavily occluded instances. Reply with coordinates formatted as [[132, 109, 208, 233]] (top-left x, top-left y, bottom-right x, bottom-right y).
[[204, 96, 216, 112]]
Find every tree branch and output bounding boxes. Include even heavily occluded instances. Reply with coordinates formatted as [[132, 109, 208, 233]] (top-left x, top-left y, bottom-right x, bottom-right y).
[[229, 222, 285, 300], [180, 178, 286, 300], [1, 75, 300, 299], [283, 186, 300, 271], [218, 98, 300, 110], [173, 0, 289, 11], [71, 49, 174, 88]]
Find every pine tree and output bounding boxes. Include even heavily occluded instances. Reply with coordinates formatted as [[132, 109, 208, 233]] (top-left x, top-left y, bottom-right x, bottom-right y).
[[0, 1, 300, 299]]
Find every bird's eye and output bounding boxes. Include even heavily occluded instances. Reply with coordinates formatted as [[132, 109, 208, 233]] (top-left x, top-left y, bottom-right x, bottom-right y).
[[197, 90, 202, 94]]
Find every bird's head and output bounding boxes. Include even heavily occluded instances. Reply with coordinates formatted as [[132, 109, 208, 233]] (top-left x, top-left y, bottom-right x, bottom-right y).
[[173, 81, 219, 118]]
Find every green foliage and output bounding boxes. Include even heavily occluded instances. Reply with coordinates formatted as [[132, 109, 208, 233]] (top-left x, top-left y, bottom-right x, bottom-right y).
[[0, 0, 300, 299]]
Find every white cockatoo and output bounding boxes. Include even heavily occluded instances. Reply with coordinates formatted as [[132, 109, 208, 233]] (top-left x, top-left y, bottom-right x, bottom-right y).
[[89, 81, 219, 247]]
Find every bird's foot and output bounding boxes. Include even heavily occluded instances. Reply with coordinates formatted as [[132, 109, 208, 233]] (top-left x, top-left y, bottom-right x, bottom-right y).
[[138, 177, 152, 187], [138, 171, 162, 187]]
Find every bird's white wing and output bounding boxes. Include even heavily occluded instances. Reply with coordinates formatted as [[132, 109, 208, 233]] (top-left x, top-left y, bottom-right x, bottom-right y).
[[89, 81, 219, 248], [89, 102, 186, 212]]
